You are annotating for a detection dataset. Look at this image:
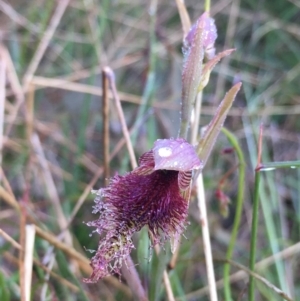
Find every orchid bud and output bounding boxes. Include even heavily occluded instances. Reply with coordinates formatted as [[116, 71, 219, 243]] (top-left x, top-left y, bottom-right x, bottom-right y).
[[179, 12, 218, 138], [183, 12, 217, 61]]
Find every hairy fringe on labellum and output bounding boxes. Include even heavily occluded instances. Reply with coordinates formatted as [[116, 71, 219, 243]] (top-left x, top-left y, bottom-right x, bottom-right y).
[[84, 138, 202, 283]]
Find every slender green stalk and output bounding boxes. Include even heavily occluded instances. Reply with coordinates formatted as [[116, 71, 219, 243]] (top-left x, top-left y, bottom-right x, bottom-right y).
[[259, 160, 300, 170], [248, 169, 261, 301], [174, 0, 191, 37], [204, 0, 211, 13], [298, 164, 300, 239], [221, 127, 245, 301], [243, 120, 289, 295]]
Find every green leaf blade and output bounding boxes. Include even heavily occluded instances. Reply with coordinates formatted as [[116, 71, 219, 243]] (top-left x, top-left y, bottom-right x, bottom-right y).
[[197, 82, 242, 166]]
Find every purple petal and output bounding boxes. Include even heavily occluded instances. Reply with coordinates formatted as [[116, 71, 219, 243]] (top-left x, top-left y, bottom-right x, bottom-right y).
[[133, 150, 155, 175], [153, 138, 202, 171], [178, 170, 192, 191]]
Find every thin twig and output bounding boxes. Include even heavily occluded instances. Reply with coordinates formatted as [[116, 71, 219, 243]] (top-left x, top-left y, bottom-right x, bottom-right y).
[[0, 185, 20, 211], [123, 257, 149, 301], [0, 44, 25, 137], [248, 125, 263, 301], [174, 0, 191, 38], [256, 124, 263, 170], [40, 248, 55, 301], [0, 227, 21, 249], [25, 85, 35, 142], [0, 167, 14, 196], [163, 270, 176, 301], [24, 225, 35, 301], [19, 203, 26, 301], [102, 69, 110, 185], [196, 174, 218, 301], [31, 75, 141, 103], [0, 48, 5, 179], [103, 67, 137, 169], [0, 0, 40, 33]]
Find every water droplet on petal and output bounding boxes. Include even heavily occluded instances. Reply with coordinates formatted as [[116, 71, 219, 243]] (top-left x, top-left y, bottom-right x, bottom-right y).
[[158, 147, 172, 157]]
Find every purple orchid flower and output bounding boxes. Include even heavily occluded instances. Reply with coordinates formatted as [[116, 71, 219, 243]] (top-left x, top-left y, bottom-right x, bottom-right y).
[[84, 10, 241, 283], [84, 138, 202, 283]]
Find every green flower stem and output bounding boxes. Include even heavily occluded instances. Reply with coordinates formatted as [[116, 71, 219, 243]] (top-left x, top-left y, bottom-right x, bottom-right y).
[[248, 168, 261, 301], [259, 160, 300, 170], [205, 0, 211, 13], [221, 127, 246, 301], [248, 159, 300, 300]]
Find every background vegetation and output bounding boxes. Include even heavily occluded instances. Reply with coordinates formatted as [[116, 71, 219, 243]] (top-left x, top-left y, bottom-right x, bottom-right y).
[[1, 0, 300, 300]]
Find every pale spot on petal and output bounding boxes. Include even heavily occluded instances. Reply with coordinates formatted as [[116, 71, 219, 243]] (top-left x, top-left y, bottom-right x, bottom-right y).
[[153, 138, 202, 171]]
